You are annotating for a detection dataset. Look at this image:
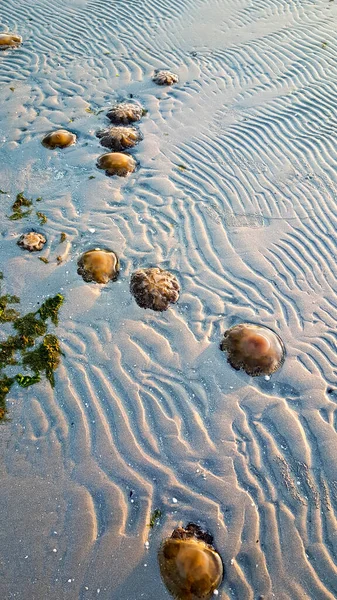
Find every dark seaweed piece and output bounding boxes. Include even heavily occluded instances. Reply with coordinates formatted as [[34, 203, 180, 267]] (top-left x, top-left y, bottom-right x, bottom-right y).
[[148, 509, 162, 528], [0, 375, 14, 420], [8, 192, 33, 220], [60, 232, 67, 243], [14, 312, 47, 346], [37, 294, 64, 325], [36, 211, 47, 225], [22, 334, 62, 388], [0, 294, 20, 323]]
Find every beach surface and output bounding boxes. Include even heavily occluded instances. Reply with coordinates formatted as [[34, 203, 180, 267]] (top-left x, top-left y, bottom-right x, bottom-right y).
[[1, 0, 337, 598]]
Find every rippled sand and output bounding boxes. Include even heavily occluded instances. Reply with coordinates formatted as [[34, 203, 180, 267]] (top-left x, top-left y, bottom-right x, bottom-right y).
[[1, 0, 337, 598]]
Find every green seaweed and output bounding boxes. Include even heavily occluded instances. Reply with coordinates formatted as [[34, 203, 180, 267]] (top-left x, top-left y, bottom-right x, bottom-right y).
[[0, 376, 14, 420], [23, 334, 62, 388], [37, 294, 64, 325], [16, 373, 41, 388], [38, 256, 49, 264], [14, 312, 47, 345], [0, 190, 8, 194], [60, 232, 67, 243], [148, 509, 162, 528], [8, 192, 33, 220], [36, 211, 47, 225], [0, 273, 64, 421], [0, 294, 20, 323]]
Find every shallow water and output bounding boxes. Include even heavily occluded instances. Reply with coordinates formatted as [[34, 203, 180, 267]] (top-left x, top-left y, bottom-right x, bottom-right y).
[[1, 0, 337, 598]]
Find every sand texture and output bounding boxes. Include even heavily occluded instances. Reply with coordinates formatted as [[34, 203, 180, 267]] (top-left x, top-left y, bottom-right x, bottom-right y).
[[1, 0, 337, 598]]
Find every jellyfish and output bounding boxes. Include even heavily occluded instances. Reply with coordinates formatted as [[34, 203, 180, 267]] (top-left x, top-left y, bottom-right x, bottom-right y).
[[96, 126, 142, 151], [0, 33, 22, 49], [130, 267, 180, 311], [106, 102, 144, 125], [158, 523, 223, 600], [153, 70, 179, 86], [220, 323, 285, 376], [42, 130, 76, 149], [96, 152, 136, 177], [17, 232, 46, 252], [77, 248, 119, 284]]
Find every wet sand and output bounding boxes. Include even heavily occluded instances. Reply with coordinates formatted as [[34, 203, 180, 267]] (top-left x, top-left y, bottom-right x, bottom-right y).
[[1, 0, 337, 598]]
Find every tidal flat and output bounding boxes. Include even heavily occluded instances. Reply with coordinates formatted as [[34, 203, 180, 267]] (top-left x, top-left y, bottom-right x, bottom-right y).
[[1, 0, 337, 599]]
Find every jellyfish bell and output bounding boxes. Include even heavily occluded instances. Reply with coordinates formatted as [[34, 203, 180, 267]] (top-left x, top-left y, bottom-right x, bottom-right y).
[[153, 70, 179, 86], [42, 129, 76, 149], [220, 323, 285, 377], [158, 523, 223, 600], [96, 126, 142, 151], [0, 33, 22, 49], [130, 267, 180, 311], [17, 231, 46, 252], [106, 102, 144, 125], [77, 248, 119, 284], [96, 152, 136, 177]]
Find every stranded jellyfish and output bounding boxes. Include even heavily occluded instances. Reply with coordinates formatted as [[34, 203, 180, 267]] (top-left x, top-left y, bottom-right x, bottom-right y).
[[158, 523, 223, 600], [153, 70, 179, 86], [107, 102, 144, 125], [130, 267, 179, 311], [220, 323, 285, 377], [96, 126, 142, 151], [96, 152, 136, 177], [42, 129, 76, 149], [0, 33, 22, 49], [77, 248, 119, 284], [17, 231, 46, 252]]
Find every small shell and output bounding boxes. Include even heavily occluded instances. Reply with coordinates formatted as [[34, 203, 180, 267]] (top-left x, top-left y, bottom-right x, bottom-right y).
[[130, 267, 180, 311], [96, 126, 142, 151], [77, 248, 119, 284], [106, 103, 144, 125], [18, 232, 46, 252], [220, 323, 285, 376], [42, 130, 76, 149], [0, 33, 22, 49], [97, 152, 136, 177], [158, 524, 223, 600], [153, 70, 179, 86]]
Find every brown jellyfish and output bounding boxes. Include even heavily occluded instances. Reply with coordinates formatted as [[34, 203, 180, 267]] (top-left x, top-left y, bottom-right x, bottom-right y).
[[158, 523, 223, 600], [130, 267, 179, 311], [153, 70, 179, 86], [96, 152, 136, 177], [77, 248, 119, 284], [17, 232, 46, 252], [42, 129, 76, 149], [220, 323, 285, 377], [0, 33, 22, 49], [96, 126, 142, 151], [106, 102, 144, 125]]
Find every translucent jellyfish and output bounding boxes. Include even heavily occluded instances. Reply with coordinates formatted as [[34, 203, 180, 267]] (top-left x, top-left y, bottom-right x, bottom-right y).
[[106, 102, 144, 125], [96, 152, 136, 177], [77, 248, 119, 284], [220, 323, 285, 376], [17, 232, 46, 252], [42, 130, 76, 149], [96, 126, 142, 151], [153, 70, 179, 85], [0, 33, 22, 49], [130, 267, 180, 311], [158, 523, 223, 600]]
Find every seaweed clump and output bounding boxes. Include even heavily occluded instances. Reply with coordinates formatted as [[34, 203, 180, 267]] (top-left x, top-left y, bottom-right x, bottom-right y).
[[8, 192, 33, 220], [0, 273, 64, 421]]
